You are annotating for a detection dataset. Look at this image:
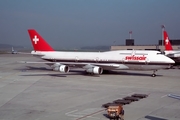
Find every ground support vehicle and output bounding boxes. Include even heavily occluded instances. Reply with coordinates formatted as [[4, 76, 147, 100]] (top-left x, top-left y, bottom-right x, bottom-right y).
[[107, 105, 124, 120]]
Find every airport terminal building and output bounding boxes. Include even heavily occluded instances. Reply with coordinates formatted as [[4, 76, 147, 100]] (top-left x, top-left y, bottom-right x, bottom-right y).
[[111, 39, 180, 51]]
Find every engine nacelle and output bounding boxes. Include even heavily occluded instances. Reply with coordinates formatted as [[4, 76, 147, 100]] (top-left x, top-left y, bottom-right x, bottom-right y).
[[86, 67, 103, 75], [53, 65, 69, 73]]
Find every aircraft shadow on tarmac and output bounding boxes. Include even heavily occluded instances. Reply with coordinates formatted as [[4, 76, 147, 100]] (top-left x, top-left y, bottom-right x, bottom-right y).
[[21, 74, 67, 77], [102, 112, 167, 120], [144, 115, 167, 120], [102, 113, 111, 119], [102, 70, 163, 77], [17, 66, 162, 77], [16, 66, 50, 71]]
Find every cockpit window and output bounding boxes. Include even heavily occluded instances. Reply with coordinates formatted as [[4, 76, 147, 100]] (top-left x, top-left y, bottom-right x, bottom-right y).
[[157, 52, 163, 55]]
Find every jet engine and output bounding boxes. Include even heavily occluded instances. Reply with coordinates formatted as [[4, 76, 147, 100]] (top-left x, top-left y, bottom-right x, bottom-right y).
[[53, 65, 69, 73], [86, 67, 103, 75]]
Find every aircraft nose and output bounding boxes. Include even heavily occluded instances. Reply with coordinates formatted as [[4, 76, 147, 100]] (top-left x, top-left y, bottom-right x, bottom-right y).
[[167, 57, 175, 64]]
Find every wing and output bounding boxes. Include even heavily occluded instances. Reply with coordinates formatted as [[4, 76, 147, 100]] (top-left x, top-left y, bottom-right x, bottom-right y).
[[18, 61, 129, 70], [168, 94, 180, 100]]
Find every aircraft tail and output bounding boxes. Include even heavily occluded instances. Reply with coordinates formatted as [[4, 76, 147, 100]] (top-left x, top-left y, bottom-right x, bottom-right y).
[[28, 29, 54, 51], [163, 31, 173, 50], [11, 47, 14, 52]]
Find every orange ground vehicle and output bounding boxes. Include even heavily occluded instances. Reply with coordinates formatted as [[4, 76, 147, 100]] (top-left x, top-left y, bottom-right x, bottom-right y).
[[107, 105, 124, 120]]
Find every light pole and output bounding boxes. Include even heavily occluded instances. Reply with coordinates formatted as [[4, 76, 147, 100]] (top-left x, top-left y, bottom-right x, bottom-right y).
[[129, 31, 132, 39], [161, 25, 165, 46]]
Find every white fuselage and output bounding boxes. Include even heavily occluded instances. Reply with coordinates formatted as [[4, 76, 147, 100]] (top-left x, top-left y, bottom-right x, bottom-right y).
[[31, 50, 174, 71], [164, 50, 180, 58]]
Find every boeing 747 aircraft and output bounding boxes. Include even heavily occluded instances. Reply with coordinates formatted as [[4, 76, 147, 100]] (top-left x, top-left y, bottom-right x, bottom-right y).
[[20, 29, 175, 77]]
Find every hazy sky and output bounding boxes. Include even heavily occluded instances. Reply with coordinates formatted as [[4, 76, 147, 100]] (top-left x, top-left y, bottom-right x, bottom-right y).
[[1, 0, 180, 49]]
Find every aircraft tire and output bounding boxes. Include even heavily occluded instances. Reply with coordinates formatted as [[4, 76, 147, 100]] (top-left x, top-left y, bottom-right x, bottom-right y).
[[151, 74, 156, 77]]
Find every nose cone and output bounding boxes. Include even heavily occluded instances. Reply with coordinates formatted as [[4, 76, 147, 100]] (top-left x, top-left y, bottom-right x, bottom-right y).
[[166, 57, 175, 64]]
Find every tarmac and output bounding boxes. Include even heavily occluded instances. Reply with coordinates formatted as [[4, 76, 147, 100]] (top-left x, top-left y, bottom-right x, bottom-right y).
[[0, 54, 180, 120]]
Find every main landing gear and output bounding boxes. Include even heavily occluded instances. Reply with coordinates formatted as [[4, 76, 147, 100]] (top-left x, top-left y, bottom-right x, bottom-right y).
[[151, 70, 157, 77]]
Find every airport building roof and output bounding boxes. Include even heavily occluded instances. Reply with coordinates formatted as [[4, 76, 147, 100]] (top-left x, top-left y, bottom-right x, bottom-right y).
[[111, 45, 180, 51]]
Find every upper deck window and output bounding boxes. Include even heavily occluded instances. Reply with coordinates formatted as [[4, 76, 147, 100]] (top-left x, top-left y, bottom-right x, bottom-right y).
[[119, 53, 131, 55], [135, 53, 148, 55], [119, 53, 148, 55]]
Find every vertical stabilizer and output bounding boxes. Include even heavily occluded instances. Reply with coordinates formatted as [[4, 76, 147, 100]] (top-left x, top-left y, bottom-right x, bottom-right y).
[[28, 29, 54, 51], [164, 31, 173, 50]]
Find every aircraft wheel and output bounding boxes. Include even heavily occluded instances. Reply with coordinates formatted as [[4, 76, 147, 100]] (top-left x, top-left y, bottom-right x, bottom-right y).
[[151, 74, 156, 77]]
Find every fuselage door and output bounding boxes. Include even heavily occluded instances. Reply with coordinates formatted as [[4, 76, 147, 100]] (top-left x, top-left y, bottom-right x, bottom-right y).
[[75, 56, 79, 62], [131, 49, 136, 56], [122, 58, 125, 64], [95, 57, 100, 63], [145, 57, 149, 65]]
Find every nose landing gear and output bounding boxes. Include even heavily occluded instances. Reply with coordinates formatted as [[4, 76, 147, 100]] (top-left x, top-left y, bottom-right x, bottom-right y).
[[151, 70, 157, 77]]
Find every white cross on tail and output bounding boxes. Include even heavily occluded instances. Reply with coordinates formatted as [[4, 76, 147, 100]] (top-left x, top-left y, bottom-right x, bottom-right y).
[[33, 35, 39, 44], [165, 37, 169, 45]]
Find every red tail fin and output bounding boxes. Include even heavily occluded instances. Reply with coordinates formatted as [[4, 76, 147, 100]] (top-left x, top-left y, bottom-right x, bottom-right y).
[[163, 31, 173, 50], [28, 29, 54, 51]]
